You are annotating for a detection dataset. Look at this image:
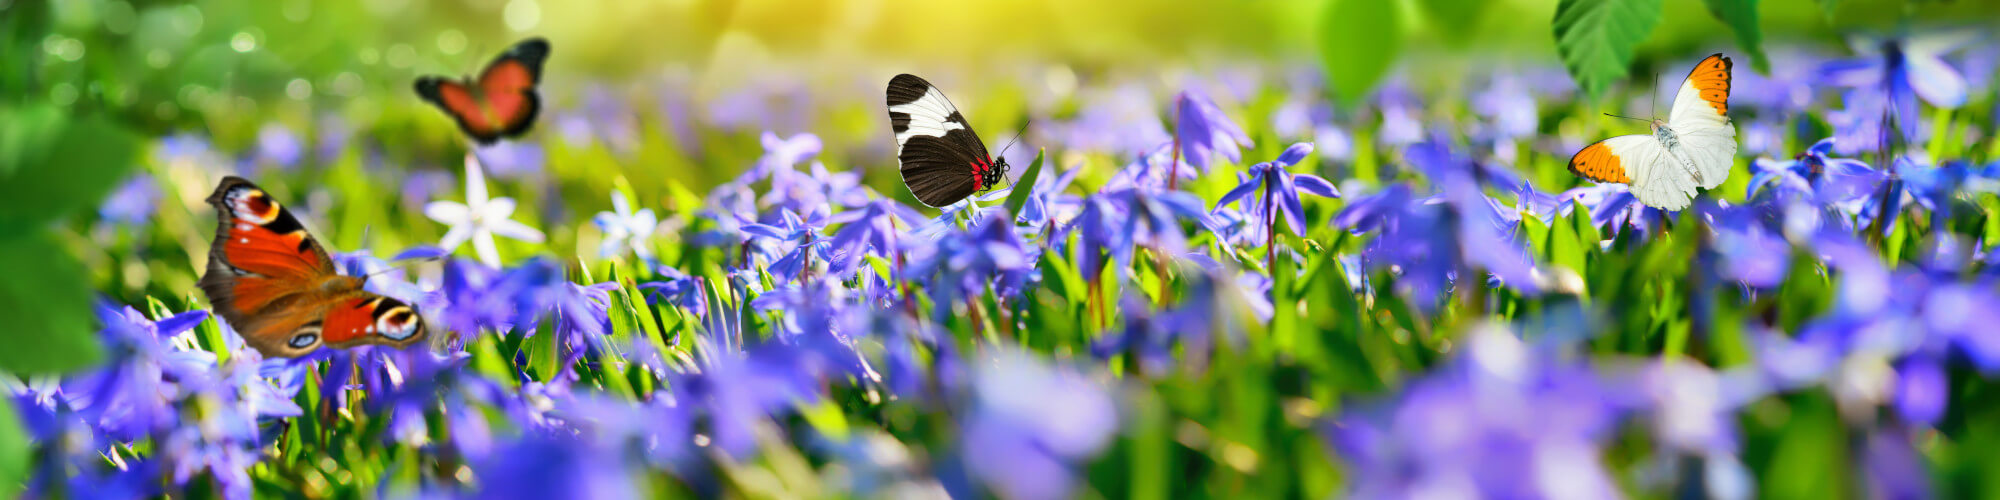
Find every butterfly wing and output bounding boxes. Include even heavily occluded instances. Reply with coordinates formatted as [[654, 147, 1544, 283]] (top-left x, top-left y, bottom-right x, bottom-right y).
[[319, 294, 426, 350], [413, 37, 550, 144], [886, 74, 992, 207], [414, 78, 497, 142], [1666, 53, 1736, 190], [474, 37, 549, 141], [198, 177, 427, 357], [1570, 135, 1697, 211]]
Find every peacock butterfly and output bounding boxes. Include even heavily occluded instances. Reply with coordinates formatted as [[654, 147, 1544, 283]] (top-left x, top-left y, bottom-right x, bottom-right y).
[[197, 177, 427, 358]]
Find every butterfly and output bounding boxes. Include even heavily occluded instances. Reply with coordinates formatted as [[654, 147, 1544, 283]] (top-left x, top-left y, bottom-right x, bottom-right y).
[[1568, 53, 1737, 211], [885, 74, 1009, 208], [414, 37, 551, 145], [198, 177, 427, 358]]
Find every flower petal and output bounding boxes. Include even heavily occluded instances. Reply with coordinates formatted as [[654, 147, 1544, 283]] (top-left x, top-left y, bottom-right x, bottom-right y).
[[490, 219, 547, 243], [425, 201, 470, 224], [1293, 174, 1341, 198]]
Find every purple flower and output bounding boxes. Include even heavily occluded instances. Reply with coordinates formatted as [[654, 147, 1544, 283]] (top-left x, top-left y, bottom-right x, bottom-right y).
[[827, 199, 923, 279], [1328, 326, 1621, 499], [742, 208, 833, 284], [746, 131, 822, 184], [960, 350, 1116, 500], [903, 211, 1037, 321], [66, 304, 213, 440], [1747, 137, 1884, 206], [1703, 204, 1792, 288], [471, 432, 642, 498], [639, 265, 707, 322], [473, 140, 546, 179], [1821, 32, 1979, 154], [1074, 188, 1212, 280], [255, 123, 302, 169], [1173, 88, 1251, 171], [1472, 75, 1538, 142], [97, 174, 160, 226], [1060, 83, 1169, 155], [1215, 143, 1341, 240], [496, 259, 620, 371]]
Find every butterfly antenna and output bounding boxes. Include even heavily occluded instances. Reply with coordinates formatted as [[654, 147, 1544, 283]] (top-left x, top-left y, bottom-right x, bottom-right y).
[[994, 119, 1031, 188], [1650, 71, 1661, 121], [1602, 113, 1650, 123], [994, 118, 1032, 160]]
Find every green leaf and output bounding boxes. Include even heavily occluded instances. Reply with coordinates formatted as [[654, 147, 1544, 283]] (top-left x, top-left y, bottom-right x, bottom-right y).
[[1815, 0, 1839, 20], [1003, 149, 1045, 220], [1417, 0, 1491, 47], [1318, 0, 1405, 106], [1703, 0, 1770, 74], [1552, 0, 1664, 101], [0, 396, 24, 494], [0, 104, 141, 238], [0, 234, 102, 374]]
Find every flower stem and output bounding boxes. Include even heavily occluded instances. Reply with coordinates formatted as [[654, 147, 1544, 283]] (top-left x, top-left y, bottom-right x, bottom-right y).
[[1265, 175, 1278, 274]]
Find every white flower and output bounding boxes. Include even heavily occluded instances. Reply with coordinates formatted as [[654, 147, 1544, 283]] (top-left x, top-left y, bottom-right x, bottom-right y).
[[591, 190, 658, 262], [425, 154, 545, 268]]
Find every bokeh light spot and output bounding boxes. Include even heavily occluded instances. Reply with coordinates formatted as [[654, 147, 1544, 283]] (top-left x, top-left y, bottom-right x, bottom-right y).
[[49, 83, 77, 106], [102, 1, 137, 34], [231, 31, 259, 52], [331, 72, 364, 96], [438, 29, 467, 55], [386, 43, 417, 68], [503, 0, 540, 32], [286, 78, 314, 100]]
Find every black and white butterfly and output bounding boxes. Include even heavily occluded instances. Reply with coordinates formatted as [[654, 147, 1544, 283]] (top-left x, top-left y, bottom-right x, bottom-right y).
[[885, 74, 1008, 208]]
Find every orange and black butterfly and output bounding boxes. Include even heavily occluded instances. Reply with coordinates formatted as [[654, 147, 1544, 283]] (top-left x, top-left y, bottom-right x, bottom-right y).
[[199, 177, 427, 358], [414, 37, 550, 145]]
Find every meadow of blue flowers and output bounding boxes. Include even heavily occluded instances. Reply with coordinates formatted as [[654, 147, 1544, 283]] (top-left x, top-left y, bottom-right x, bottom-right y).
[[8, 10, 2000, 499]]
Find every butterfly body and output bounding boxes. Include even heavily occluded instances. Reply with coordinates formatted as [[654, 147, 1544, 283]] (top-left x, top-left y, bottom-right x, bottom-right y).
[[885, 74, 1009, 207], [1568, 54, 1736, 211], [199, 177, 426, 358], [414, 37, 550, 145]]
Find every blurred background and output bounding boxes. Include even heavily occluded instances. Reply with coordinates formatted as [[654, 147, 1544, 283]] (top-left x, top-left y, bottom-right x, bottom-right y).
[[8, 0, 1998, 160]]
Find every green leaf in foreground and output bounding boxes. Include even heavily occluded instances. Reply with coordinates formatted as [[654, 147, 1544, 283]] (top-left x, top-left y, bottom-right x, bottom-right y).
[[1703, 0, 1770, 74], [1003, 149, 1046, 220], [1552, 0, 1663, 101], [0, 234, 103, 374], [0, 397, 23, 494], [0, 104, 141, 238], [1318, 0, 1404, 107]]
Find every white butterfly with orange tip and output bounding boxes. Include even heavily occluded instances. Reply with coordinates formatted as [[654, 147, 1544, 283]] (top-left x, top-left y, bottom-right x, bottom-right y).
[[1568, 54, 1737, 211]]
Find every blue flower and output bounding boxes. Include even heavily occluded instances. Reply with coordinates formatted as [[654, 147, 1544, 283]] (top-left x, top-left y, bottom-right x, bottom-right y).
[[254, 123, 302, 169], [97, 174, 160, 226], [639, 265, 708, 322], [1821, 32, 1980, 154], [1059, 83, 1170, 155], [1215, 142, 1340, 241], [496, 259, 620, 371], [473, 140, 547, 179], [744, 131, 822, 185], [1327, 326, 1622, 499], [591, 189, 660, 263], [67, 304, 213, 440], [1173, 88, 1251, 171], [827, 199, 923, 279], [742, 208, 834, 283], [1747, 137, 1883, 206], [959, 350, 1116, 500]]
